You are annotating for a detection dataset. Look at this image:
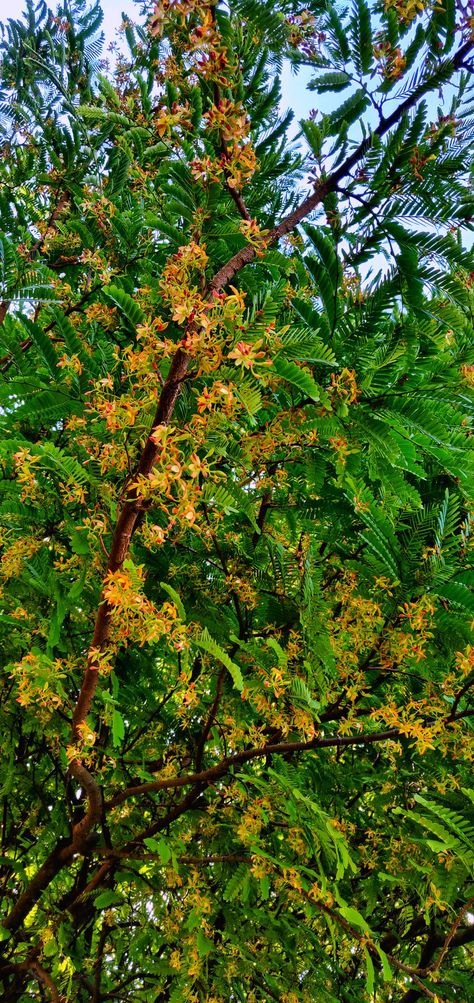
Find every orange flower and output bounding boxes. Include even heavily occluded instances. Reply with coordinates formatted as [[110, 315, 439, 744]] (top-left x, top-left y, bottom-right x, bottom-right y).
[[228, 339, 267, 370]]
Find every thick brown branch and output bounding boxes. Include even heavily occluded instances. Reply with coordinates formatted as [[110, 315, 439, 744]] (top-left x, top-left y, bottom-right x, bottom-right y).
[[252, 489, 271, 547], [70, 346, 189, 741], [66, 346, 190, 874], [449, 672, 474, 719], [69, 761, 103, 852], [107, 708, 474, 808], [429, 894, 474, 974], [1, 350, 190, 938], [27, 961, 60, 1003], [2, 841, 75, 934], [225, 182, 252, 221], [107, 727, 401, 807], [91, 920, 109, 1003], [1, 958, 61, 1003]]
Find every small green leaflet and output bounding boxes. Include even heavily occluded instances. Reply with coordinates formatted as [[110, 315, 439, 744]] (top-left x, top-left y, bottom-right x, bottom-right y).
[[196, 929, 214, 956], [160, 581, 186, 621], [70, 528, 90, 555], [43, 937, 58, 958], [374, 943, 392, 981], [143, 837, 172, 864], [338, 904, 371, 933], [95, 890, 123, 909], [271, 356, 320, 400], [266, 636, 287, 666], [112, 709, 125, 748], [260, 874, 270, 900], [364, 947, 375, 996], [47, 597, 67, 652], [194, 628, 243, 691]]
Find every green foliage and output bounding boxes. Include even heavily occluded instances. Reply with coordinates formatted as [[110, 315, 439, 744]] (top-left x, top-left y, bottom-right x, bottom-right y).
[[0, 1, 473, 1002]]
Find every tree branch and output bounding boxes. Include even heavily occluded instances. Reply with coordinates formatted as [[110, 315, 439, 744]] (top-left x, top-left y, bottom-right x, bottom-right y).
[[2, 841, 75, 935], [26, 961, 60, 1003], [70, 346, 189, 741], [107, 727, 402, 807], [209, 37, 473, 292], [428, 895, 474, 974], [106, 709, 474, 808]]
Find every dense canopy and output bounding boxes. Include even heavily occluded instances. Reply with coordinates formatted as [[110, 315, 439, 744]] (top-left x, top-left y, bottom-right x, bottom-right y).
[[0, 0, 474, 1000]]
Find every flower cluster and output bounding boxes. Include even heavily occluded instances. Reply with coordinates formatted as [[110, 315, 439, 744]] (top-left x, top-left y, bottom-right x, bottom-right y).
[[12, 448, 42, 503], [373, 40, 406, 80], [384, 0, 427, 24], [102, 563, 188, 650], [10, 652, 67, 717]]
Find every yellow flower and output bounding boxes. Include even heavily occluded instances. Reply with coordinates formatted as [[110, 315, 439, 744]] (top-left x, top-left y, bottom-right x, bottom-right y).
[[228, 339, 267, 370]]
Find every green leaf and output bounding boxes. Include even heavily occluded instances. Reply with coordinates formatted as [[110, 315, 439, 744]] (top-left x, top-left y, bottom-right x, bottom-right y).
[[339, 905, 370, 932], [327, 89, 370, 133], [76, 105, 130, 127], [107, 147, 130, 195], [309, 71, 350, 94], [352, 0, 373, 75], [103, 285, 145, 328], [95, 890, 123, 909], [271, 356, 320, 400], [279, 328, 336, 366], [47, 597, 67, 651], [195, 629, 243, 691], [196, 929, 214, 956], [70, 528, 90, 555], [49, 308, 88, 368], [260, 874, 270, 900], [364, 947, 375, 996], [112, 709, 125, 748], [300, 119, 324, 158], [144, 838, 172, 864], [43, 936, 57, 958], [326, 3, 351, 61], [374, 944, 392, 981], [160, 581, 186, 621], [224, 480, 259, 531], [266, 636, 287, 667], [22, 317, 59, 376]]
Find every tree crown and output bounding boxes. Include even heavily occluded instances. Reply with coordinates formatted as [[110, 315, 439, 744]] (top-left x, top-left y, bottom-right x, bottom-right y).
[[0, 1, 474, 1000]]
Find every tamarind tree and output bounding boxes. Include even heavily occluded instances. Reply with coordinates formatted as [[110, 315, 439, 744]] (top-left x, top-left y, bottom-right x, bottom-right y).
[[1, 0, 474, 1000]]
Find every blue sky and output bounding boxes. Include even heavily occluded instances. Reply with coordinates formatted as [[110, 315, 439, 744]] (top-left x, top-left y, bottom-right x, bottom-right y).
[[3, 4, 471, 280], [4, 0, 134, 44], [4, 0, 315, 125], [3, 2, 464, 132]]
